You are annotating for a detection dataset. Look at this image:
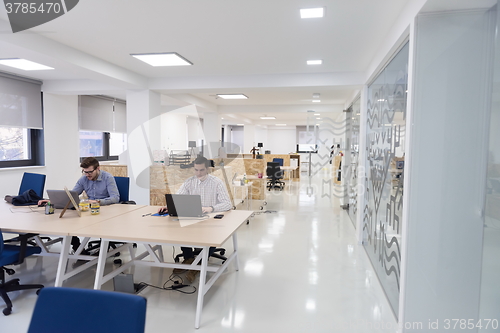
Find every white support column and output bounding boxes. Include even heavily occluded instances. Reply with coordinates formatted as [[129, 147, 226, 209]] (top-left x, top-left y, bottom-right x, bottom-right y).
[[125, 90, 161, 205], [202, 112, 221, 158], [243, 124, 256, 154]]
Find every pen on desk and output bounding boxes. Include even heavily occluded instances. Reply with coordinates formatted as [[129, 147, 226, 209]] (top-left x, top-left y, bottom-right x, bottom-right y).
[[142, 213, 152, 217]]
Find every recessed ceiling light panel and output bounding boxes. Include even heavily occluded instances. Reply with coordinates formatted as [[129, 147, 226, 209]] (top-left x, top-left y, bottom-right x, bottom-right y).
[[312, 100, 321, 103], [300, 7, 325, 19], [131, 52, 193, 66], [307, 60, 322, 65], [260, 116, 276, 120], [217, 94, 248, 99], [275, 124, 287, 126], [0, 58, 53, 70]]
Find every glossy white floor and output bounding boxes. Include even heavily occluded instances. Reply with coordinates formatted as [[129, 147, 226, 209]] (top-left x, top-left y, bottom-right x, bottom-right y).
[[1, 172, 398, 333]]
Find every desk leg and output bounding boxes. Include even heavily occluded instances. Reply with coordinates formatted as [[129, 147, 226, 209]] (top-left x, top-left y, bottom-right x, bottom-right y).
[[54, 235, 71, 287], [195, 246, 209, 329], [94, 239, 109, 290], [232, 233, 240, 271]]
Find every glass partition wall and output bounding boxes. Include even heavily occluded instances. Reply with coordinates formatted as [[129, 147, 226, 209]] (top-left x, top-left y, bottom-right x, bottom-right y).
[[347, 97, 360, 227], [363, 42, 408, 316], [480, 2, 500, 330]]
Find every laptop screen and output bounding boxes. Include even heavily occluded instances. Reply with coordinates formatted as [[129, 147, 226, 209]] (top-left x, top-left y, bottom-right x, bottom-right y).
[[47, 189, 80, 209], [165, 194, 204, 217]]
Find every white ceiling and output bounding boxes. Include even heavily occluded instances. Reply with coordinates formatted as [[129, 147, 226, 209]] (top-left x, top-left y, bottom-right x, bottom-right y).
[[0, 0, 494, 125]]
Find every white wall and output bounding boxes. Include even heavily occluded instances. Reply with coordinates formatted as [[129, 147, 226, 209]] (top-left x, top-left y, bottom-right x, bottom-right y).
[[255, 126, 268, 153], [161, 107, 189, 152], [229, 126, 243, 154], [400, 8, 494, 331], [266, 128, 296, 154]]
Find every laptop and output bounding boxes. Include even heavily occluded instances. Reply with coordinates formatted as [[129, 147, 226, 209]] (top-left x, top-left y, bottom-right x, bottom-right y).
[[165, 194, 205, 218], [47, 189, 80, 209]]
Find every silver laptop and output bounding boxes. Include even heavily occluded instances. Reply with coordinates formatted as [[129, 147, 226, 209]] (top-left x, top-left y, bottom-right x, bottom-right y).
[[165, 194, 205, 218], [47, 189, 80, 209]]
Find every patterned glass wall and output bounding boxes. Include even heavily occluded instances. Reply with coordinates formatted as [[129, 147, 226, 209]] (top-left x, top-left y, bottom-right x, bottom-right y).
[[363, 42, 408, 316], [347, 97, 360, 227]]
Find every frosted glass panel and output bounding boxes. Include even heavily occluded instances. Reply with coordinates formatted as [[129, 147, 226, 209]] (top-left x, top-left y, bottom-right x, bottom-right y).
[[347, 97, 360, 226], [363, 42, 408, 316], [480, 2, 500, 329]]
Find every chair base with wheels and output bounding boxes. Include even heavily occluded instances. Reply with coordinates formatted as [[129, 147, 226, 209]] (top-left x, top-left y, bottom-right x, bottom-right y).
[[1, 233, 44, 316], [174, 247, 227, 264]]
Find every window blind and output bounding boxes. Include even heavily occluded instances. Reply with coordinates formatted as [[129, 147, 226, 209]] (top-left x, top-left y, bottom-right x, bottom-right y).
[[0, 72, 43, 129], [79, 95, 126, 133]]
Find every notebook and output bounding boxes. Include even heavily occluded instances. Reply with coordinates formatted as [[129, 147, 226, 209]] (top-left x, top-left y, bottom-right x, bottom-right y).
[[165, 194, 204, 218], [47, 189, 80, 209]]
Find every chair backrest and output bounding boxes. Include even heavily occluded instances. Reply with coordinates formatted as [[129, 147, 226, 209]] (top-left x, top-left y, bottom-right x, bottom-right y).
[[114, 176, 130, 202], [266, 162, 282, 179], [18, 172, 46, 197], [0, 231, 4, 256], [272, 158, 284, 166], [27, 287, 147, 333]]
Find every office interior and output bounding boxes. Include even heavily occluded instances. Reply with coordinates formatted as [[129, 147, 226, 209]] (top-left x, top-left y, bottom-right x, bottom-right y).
[[1, 1, 500, 332]]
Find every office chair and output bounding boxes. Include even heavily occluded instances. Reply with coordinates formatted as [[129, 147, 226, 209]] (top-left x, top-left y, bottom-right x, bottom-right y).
[[115, 176, 136, 204], [6, 172, 51, 246], [27, 287, 147, 333], [266, 162, 285, 191], [174, 247, 227, 265], [18, 172, 46, 198], [0, 231, 44, 315], [272, 158, 284, 166], [86, 176, 136, 261]]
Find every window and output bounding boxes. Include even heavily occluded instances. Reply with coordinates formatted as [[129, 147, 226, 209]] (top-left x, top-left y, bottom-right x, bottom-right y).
[[78, 95, 127, 161], [79, 131, 126, 161], [0, 72, 44, 168]]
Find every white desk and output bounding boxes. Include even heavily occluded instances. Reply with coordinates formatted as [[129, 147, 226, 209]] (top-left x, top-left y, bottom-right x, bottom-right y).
[[1, 202, 253, 328], [74, 206, 253, 328], [280, 165, 298, 180], [232, 181, 253, 210], [0, 202, 145, 286]]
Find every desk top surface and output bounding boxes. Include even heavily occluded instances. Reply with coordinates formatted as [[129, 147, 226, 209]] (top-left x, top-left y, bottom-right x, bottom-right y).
[[0, 202, 145, 235], [74, 206, 253, 247], [1, 202, 252, 247]]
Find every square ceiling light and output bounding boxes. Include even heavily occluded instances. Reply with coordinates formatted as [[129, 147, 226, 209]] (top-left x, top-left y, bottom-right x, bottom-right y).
[[307, 59, 322, 65], [217, 94, 248, 99], [0, 58, 53, 70], [260, 116, 276, 120], [300, 7, 325, 19], [131, 52, 193, 66]]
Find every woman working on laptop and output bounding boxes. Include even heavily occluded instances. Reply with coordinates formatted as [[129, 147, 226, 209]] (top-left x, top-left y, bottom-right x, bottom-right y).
[[158, 156, 231, 282]]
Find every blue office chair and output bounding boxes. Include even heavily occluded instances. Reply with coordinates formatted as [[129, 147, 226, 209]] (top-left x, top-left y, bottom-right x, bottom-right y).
[[0, 231, 44, 315], [86, 176, 136, 261], [18, 172, 46, 198], [115, 176, 136, 204], [27, 287, 147, 333], [272, 158, 284, 166]]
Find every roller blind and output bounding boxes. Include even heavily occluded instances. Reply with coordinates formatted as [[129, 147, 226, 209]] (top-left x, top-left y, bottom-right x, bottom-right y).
[[0, 72, 43, 129], [79, 95, 126, 133]]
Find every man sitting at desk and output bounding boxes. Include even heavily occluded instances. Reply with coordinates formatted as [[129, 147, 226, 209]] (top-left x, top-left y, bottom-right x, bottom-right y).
[[158, 156, 231, 282], [39, 157, 120, 252]]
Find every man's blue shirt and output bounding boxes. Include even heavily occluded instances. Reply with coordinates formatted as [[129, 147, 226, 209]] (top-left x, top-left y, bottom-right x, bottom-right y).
[[72, 170, 120, 205]]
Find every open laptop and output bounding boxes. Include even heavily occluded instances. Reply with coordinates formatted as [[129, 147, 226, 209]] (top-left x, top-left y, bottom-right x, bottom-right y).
[[47, 189, 80, 209], [165, 194, 205, 218]]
